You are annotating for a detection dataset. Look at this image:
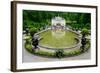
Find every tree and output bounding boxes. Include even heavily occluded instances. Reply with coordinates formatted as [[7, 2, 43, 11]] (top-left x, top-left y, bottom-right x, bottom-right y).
[[23, 10, 91, 31]]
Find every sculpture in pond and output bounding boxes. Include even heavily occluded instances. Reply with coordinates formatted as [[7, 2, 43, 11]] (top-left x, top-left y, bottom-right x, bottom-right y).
[[81, 34, 86, 52], [32, 34, 39, 50]]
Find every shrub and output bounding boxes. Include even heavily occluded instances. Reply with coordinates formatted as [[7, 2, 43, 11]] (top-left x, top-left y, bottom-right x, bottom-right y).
[[86, 39, 90, 44], [34, 50, 54, 57], [25, 44, 32, 52], [25, 40, 31, 45], [81, 28, 89, 35], [64, 49, 81, 56], [29, 27, 38, 36], [24, 35, 31, 40], [54, 49, 65, 58]]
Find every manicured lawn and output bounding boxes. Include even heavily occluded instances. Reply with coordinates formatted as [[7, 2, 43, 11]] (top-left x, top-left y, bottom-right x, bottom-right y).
[[39, 30, 78, 49]]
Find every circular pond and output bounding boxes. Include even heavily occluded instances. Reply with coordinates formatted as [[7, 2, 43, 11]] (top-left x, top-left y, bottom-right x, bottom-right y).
[[39, 29, 80, 49]]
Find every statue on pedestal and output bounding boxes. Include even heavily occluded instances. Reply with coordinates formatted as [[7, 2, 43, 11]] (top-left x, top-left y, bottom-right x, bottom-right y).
[[81, 34, 86, 52]]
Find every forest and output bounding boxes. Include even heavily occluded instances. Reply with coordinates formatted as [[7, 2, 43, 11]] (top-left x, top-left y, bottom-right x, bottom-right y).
[[23, 10, 91, 31]]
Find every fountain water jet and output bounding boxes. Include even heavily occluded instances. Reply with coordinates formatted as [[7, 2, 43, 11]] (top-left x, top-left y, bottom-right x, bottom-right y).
[[51, 16, 66, 38]]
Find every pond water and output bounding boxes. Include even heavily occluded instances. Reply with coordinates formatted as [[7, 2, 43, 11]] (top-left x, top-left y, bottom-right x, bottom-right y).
[[39, 30, 79, 49]]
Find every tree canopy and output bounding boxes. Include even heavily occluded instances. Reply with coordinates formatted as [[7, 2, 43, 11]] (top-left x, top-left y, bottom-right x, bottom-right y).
[[23, 10, 91, 31]]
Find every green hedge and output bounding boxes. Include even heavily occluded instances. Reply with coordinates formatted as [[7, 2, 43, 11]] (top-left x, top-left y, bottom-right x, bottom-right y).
[[34, 50, 55, 57], [24, 39, 90, 58], [25, 44, 32, 52]]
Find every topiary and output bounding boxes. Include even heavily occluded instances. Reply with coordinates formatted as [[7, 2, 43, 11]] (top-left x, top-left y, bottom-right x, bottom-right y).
[[54, 49, 64, 58], [81, 28, 89, 36], [29, 27, 38, 37]]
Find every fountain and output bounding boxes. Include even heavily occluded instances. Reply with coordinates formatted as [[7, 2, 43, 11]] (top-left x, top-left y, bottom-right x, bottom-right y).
[[51, 16, 66, 38]]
